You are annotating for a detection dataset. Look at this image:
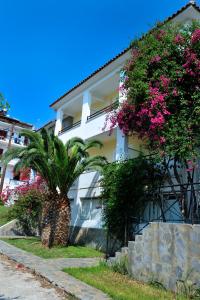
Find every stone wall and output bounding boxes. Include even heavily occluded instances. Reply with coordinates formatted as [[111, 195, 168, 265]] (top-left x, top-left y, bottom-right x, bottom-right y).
[[0, 219, 24, 236], [69, 226, 120, 253], [111, 222, 200, 290]]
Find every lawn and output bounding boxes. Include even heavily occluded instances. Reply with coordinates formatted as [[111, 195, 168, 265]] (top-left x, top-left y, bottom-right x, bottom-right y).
[[0, 204, 11, 226], [64, 265, 186, 300], [1, 237, 103, 259]]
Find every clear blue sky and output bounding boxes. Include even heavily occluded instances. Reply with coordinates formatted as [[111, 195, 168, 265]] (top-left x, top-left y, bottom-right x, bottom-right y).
[[0, 0, 194, 128]]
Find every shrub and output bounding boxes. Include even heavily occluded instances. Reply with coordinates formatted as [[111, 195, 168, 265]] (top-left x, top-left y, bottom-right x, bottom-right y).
[[9, 189, 43, 235], [101, 155, 163, 245], [110, 255, 129, 275], [1, 177, 47, 235]]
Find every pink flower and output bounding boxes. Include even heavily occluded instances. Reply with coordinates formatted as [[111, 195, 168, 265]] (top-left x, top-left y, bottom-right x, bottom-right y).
[[159, 136, 166, 144], [160, 75, 170, 90], [172, 88, 179, 97], [174, 34, 185, 44], [155, 30, 166, 41], [150, 55, 161, 64], [191, 29, 200, 44]]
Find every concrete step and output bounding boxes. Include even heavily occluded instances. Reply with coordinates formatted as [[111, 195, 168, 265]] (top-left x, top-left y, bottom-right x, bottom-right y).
[[135, 234, 143, 242], [121, 247, 128, 255]]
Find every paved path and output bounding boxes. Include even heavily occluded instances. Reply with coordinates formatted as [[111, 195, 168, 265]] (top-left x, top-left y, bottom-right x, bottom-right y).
[[0, 257, 64, 300], [0, 240, 110, 300]]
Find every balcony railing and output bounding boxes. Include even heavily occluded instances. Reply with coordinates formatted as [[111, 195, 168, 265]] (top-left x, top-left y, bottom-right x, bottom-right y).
[[87, 101, 118, 122], [59, 120, 81, 135], [9, 179, 27, 188]]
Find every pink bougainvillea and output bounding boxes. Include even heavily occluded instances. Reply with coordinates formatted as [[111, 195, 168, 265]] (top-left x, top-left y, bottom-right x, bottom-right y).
[[174, 33, 185, 44], [105, 22, 200, 157], [191, 28, 200, 44], [1, 175, 46, 205]]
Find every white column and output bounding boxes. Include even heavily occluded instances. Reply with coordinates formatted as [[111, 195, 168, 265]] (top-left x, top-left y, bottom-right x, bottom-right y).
[[81, 90, 91, 126], [115, 71, 128, 161], [116, 130, 128, 161], [54, 109, 63, 136], [29, 169, 35, 183]]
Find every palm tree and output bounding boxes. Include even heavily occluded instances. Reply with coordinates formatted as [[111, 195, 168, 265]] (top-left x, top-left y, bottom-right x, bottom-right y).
[[3, 129, 107, 247]]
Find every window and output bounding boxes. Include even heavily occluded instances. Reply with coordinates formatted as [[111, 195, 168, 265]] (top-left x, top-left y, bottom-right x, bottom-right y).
[[0, 130, 7, 140], [13, 171, 20, 181], [69, 198, 74, 210], [80, 198, 102, 220]]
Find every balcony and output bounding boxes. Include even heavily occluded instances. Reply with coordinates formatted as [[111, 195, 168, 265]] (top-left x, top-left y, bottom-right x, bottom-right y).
[[9, 179, 27, 188], [58, 101, 119, 142], [87, 101, 118, 122], [59, 120, 81, 135]]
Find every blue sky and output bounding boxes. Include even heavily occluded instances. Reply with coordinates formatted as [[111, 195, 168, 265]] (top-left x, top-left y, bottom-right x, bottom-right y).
[[0, 0, 194, 128]]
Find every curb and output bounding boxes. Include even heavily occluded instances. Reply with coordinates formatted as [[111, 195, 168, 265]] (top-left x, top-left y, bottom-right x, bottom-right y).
[[0, 240, 110, 300]]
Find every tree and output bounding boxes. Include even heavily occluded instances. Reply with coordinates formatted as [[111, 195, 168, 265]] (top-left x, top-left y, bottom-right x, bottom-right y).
[[0, 93, 10, 112], [3, 129, 107, 247], [0, 92, 10, 193], [107, 22, 200, 222]]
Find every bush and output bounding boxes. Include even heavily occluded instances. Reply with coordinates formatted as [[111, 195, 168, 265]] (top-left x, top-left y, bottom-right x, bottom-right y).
[[101, 155, 163, 245], [110, 255, 129, 275], [9, 189, 43, 235]]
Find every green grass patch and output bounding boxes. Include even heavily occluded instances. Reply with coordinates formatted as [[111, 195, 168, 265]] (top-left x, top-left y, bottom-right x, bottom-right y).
[[63, 265, 186, 300], [0, 204, 12, 226], [1, 237, 103, 259]]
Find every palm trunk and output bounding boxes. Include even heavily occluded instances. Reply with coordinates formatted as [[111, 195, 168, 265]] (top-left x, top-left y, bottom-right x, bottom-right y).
[[54, 195, 71, 246], [41, 192, 58, 248], [41, 192, 71, 247]]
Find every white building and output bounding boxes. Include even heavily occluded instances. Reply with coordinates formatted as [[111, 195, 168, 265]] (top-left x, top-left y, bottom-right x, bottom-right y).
[[0, 111, 33, 190], [41, 2, 200, 249]]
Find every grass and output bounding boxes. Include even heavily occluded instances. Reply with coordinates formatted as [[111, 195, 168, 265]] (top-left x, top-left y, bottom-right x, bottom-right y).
[[0, 204, 11, 226], [63, 265, 186, 300], [1, 237, 103, 259]]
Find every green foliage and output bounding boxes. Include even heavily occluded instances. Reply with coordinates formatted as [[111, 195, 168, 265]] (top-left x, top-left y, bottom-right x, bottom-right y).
[[176, 271, 200, 299], [1, 237, 103, 258], [112, 21, 200, 161], [3, 129, 107, 196], [0, 93, 10, 112], [101, 155, 163, 244], [0, 204, 12, 226], [109, 255, 129, 275], [64, 264, 185, 300], [9, 190, 43, 235]]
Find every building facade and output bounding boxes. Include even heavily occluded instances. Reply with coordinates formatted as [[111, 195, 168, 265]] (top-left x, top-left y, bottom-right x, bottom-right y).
[[42, 2, 200, 249], [0, 112, 33, 191]]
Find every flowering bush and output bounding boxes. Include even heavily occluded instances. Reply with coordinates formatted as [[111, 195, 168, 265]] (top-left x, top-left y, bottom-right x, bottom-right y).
[[1, 176, 46, 205], [108, 22, 200, 161], [1, 176, 47, 235], [8, 188, 44, 235]]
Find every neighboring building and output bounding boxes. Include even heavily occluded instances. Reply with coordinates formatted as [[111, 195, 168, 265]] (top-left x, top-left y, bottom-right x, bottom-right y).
[[41, 2, 200, 249], [0, 111, 33, 190]]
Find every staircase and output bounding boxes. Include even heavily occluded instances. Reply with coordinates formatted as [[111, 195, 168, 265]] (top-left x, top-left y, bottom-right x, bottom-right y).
[[108, 222, 200, 290]]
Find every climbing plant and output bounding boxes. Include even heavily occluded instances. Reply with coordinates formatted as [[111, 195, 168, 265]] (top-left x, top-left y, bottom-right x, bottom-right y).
[[101, 156, 164, 246], [107, 22, 200, 222]]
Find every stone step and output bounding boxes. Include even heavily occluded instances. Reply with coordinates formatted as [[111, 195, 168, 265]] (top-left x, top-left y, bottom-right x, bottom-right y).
[[121, 247, 128, 255], [135, 234, 143, 242]]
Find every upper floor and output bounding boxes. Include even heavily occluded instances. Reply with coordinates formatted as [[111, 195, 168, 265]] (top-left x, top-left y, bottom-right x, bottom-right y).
[[49, 2, 200, 145], [0, 113, 32, 148]]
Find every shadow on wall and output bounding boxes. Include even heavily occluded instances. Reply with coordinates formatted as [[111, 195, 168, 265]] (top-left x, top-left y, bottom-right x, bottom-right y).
[[69, 171, 121, 253]]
